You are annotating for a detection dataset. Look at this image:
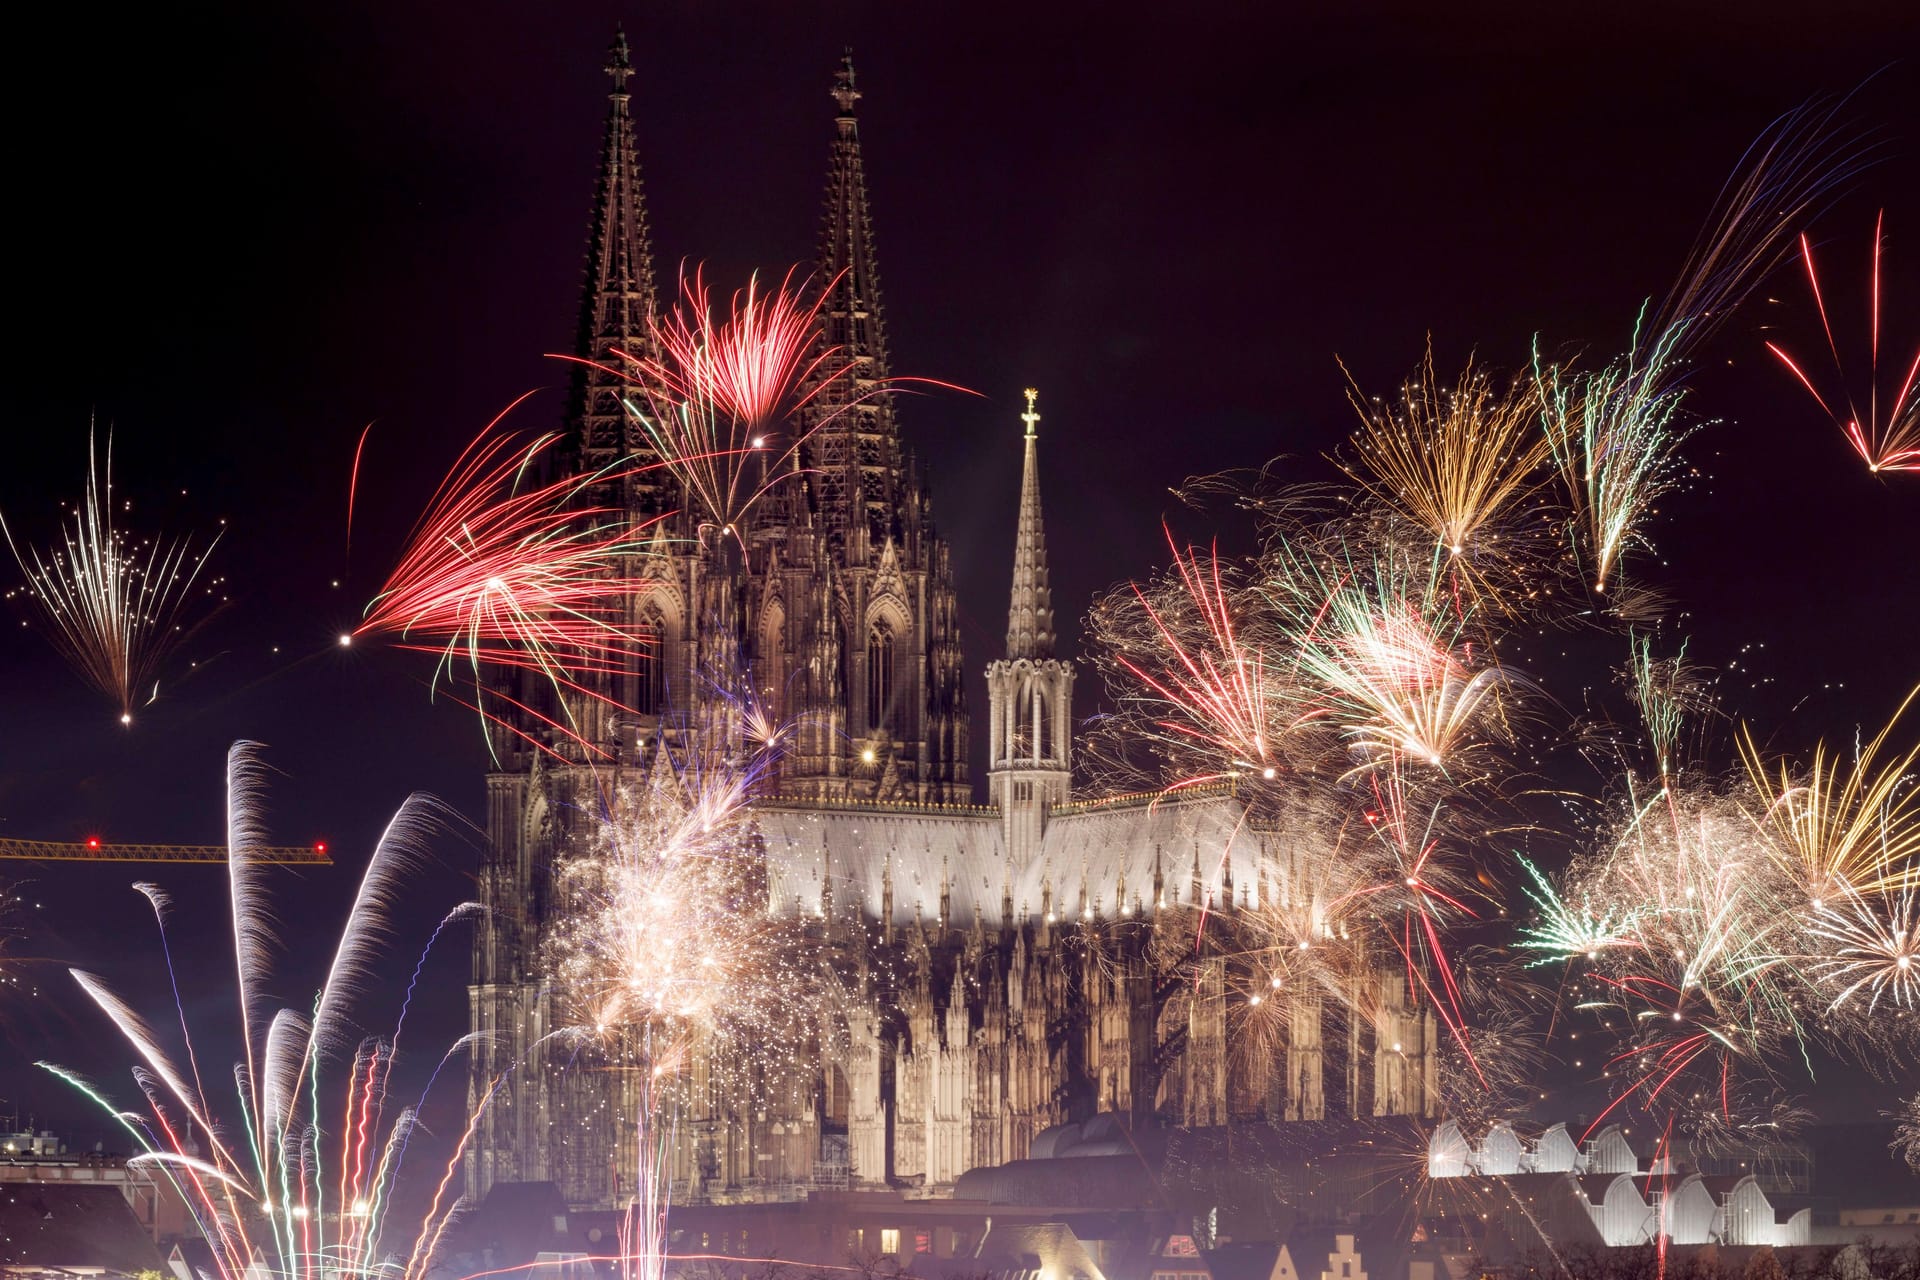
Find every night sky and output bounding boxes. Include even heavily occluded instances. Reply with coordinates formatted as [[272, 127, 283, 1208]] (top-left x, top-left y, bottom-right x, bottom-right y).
[[3, 1, 1919, 1152]]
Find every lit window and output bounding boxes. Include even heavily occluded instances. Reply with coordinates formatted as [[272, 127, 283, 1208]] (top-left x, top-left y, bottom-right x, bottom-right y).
[[881, 1228, 901, 1255], [915, 1230, 932, 1255]]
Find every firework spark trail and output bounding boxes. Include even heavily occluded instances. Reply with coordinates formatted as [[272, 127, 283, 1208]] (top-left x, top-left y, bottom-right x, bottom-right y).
[[41, 745, 492, 1280], [542, 722, 836, 1280], [559, 265, 850, 555], [0, 432, 224, 725], [1648, 96, 1867, 357], [1340, 348, 1549, 576], [1515, 856, 1645, 964], [1768, 211, 1920, 473], [1531, 98, 1861, 596], [1630, 636, 1680, 778], [1740, 685, 1920, 896], [1533, 321, 1694, 596], [355, 400, 664, 758], [133, 881, 218, 1162]]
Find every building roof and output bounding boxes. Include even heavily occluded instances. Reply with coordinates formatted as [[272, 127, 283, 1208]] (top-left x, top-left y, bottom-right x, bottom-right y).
[[976, 1221, 1105, 1280], [1205, 1240, 1280, 1280], [168, 1238, 219, 1280], [760, 791, 1276, 927], [439, 1181, 589, 1263], [0, 1183, 164, 1274], [954, 1154, 1164, 1208]]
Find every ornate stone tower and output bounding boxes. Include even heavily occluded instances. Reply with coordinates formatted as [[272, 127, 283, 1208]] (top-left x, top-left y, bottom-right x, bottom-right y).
[[755, 49, 968, 802], [467, 29, 662, 1205], [570, 26, 660, 508], [806, 50, 901, 536], [987, 390, 1074, 868], [469, 39, 972, 1208]]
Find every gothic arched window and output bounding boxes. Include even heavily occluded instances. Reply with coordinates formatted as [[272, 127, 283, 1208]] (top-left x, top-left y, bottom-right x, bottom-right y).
[[637, 607, 669, 716], [757, 605, 788, 720], [866, 627, 894, 734]]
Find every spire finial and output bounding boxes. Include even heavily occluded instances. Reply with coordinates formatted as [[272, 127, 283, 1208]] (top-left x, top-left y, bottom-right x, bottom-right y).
[[833, 48, 861, 117], [1021, 388, 1040, 439], [607, 25, 633, 96]]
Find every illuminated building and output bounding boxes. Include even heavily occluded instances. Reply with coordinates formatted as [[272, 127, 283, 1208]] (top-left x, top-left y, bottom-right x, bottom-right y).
[[467, 32, 1438, 1211]]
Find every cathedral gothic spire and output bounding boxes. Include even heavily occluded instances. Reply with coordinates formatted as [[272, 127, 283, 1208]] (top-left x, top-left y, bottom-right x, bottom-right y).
[[570, 26, 660, 500], [1006, 389, 1055, 660], [988, 390, 1075, 869], [807, 50, 902, 538]]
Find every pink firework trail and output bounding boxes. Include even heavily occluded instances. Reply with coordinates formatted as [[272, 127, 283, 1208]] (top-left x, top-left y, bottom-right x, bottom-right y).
[[555, 266, 852, 555], [354, 396, 659, 757], [563, 262, 975, 558], [1341, 771, 1487, 1086], [1116, 527, 1318, 790], [646, 265, 847, 431], [1767, 211, 1920, 473]]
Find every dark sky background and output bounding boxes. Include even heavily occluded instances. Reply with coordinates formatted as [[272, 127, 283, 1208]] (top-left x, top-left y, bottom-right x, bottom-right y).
[[2, 0, 1919, 1161]]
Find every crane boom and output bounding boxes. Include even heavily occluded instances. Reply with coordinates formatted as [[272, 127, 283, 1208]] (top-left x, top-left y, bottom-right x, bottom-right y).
[[0, 838, 332, 865]]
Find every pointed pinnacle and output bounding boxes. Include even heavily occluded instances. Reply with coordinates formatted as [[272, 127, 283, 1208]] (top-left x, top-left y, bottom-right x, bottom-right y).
[[607, 26, 633, 93], [833, 48, 861, 116]]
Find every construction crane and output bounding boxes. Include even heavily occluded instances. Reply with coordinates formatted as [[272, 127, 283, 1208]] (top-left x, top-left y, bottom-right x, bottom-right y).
[[0, 837, 332, 865]]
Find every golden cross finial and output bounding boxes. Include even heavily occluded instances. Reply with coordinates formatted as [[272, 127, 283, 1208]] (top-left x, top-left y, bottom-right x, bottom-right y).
[[1021, 387, 1040, 439]]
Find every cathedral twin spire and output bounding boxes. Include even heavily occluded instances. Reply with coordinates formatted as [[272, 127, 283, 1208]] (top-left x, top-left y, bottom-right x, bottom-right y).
[[574, 36, 902, 543], [808, 50, 904, 538], [566, 33, 967, 797], [572, 27, 659, 490]]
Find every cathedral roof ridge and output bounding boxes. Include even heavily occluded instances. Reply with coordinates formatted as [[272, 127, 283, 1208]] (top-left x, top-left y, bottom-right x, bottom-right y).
[[1050, 779, 1240, 815], [753, 793, 999, 818]]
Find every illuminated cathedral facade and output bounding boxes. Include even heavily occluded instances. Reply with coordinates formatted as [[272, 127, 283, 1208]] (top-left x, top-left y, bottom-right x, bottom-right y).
[[467, 33, 1439, 1211]]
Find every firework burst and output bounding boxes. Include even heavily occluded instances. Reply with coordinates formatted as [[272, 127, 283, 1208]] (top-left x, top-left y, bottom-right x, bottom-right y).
[[1107, 529, 1310, 791], [1768, 210, 1920, 473], [1340, 349, 1549, 579], [1740, 686, 1920, 897], [543, 728, 836, 1280], [354, 405, 659, 760], [552, 265, 853, 558], [42, 743, 485, 1280], [619, 266, 849, 551], [1271, 542, 1519, 776], [1806, 882, 1920, 1013], [1, 433, 224, 725]]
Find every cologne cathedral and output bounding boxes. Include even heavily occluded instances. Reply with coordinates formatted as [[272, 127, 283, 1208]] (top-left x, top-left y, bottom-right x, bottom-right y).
[[467, 32, 1440, 1211]]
